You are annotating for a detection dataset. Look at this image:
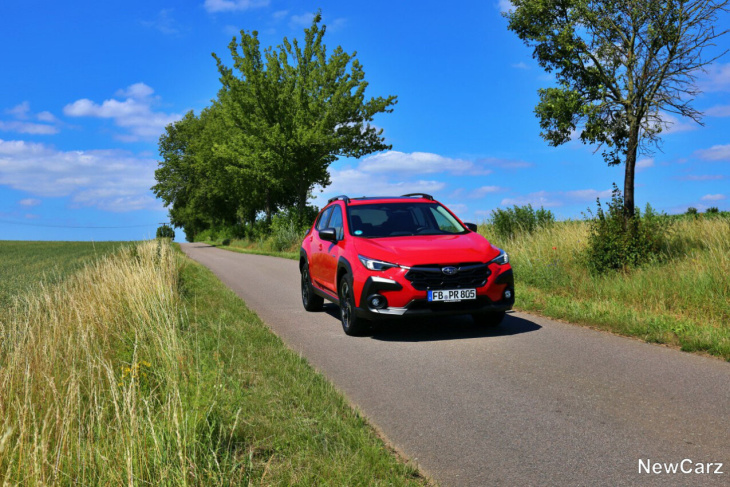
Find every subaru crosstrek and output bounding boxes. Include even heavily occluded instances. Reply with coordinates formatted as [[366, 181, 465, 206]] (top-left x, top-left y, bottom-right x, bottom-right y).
[[299, 194, 514, 335]]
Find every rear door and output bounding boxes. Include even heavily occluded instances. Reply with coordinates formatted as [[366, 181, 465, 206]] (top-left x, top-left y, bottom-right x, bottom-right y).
[[310, 206, 333, 288], [320, 204, 345, 292]]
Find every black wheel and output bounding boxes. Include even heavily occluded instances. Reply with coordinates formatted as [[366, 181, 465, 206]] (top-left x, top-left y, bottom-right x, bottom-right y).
[[339, 275, 368, 336], [472, 311, 505, 328], [301, 262, 324, 311]]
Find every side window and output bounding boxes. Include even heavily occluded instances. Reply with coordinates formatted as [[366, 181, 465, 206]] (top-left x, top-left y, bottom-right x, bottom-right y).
[[328, 205, 344, 240], [316, 207, 333, 231]]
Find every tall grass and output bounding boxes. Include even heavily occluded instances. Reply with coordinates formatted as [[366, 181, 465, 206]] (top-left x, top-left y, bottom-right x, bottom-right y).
[[480, 216, 730, 359], [0, 241, 429, 484], [0, 240, 231, 483]]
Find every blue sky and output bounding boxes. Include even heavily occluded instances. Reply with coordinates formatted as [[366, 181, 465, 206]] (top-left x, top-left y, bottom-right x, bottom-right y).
[[1, 0, 729, 241]]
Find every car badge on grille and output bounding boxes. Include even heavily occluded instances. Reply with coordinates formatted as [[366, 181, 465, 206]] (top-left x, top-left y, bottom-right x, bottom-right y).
[[441, 266, 458, 276]]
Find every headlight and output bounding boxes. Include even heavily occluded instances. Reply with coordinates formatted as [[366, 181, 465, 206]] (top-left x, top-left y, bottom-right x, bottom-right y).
[[490, 248, 509, 265], [358, 255, 400, 271]]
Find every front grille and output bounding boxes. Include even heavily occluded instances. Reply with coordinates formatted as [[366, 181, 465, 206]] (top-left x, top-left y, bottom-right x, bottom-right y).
[[404, 263, 490, 291]]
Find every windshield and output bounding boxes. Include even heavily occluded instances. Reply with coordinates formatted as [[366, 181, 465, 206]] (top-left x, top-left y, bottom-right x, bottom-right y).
[[347, 202, 467, 238]]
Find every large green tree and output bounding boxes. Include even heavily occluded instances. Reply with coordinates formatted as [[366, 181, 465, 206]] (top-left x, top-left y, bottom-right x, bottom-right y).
[[507, 0, 729, 216], [212, 12, 397, 221]]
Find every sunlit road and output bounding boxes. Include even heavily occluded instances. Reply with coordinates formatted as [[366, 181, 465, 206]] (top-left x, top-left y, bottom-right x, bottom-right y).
[[182, 243, 730, 486]]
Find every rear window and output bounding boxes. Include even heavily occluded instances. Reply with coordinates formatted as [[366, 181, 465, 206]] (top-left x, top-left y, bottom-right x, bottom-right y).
[[347, 203, 466, 238]]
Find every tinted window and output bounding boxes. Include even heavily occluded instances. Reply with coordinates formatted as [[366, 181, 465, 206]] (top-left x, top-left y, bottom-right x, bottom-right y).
[[348, 203, 466, 238], [316, 207, 333, 231], [328, 205, 344, 240]]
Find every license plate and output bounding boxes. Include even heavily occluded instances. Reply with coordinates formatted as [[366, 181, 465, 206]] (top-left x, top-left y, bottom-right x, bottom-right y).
[[428, 289, 477, 302]]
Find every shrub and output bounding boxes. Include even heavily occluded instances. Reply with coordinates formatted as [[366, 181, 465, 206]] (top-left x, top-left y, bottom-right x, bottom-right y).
[[585, 186, 669, 273], [706, 207, 719, 214], [489, 204, 555, 240], [156, 224, 175, 239], [686, 207, 698, 216]]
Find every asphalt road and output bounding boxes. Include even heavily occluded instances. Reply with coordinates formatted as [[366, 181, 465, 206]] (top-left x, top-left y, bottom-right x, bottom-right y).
[[182, 243, 730, 486]]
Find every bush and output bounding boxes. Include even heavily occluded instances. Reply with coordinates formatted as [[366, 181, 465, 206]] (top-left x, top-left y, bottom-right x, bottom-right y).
[[686, 207, 698, 216], [706, 207, 719, 214], [489, 204, 555, 240], [585, 186, 669, 273], [156, 225, 175, 239]]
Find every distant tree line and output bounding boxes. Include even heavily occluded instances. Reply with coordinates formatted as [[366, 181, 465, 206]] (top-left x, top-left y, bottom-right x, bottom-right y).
[[153, 12, 397, 241]]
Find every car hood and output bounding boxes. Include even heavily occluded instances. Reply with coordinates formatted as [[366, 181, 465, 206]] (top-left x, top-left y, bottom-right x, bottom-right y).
[[353, 233, 499, 267]]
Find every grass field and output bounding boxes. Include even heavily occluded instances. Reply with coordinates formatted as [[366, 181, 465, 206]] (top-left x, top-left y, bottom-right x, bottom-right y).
[[0, 240, 429, 485], [0, 241, 125, 310], [479, 215, 730, 360]]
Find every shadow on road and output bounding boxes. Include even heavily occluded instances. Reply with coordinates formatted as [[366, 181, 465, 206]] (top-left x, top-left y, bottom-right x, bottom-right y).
[[322, 305, 541, 342]]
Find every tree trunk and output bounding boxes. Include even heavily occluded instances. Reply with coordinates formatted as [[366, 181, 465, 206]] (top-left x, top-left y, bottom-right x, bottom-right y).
[[265, 188, 272, 225], [623, 122, 640, 219]]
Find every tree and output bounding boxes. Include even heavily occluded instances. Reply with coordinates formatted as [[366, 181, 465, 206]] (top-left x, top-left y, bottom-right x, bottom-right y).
[[212, 11, 397, 220], [153, 108, 241, 240], [507, 0, 729, 217]]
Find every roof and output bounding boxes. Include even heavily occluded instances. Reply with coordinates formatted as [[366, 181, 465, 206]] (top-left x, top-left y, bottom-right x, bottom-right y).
[[327, 193, 436, 206]]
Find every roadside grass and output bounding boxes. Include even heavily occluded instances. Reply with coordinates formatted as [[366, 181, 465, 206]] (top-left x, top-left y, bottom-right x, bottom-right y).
[[201, 238, 298, 260], [479, 216, 730, 360], [0, 240, 125, 310], [0, 240, 429, 485]]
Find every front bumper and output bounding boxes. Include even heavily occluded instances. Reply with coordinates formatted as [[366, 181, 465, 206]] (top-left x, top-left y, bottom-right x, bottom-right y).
[[356, 269, 515, 320]]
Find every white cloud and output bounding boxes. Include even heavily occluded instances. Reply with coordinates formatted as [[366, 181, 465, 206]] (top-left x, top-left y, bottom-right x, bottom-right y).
[[272, 10, 288, 20], [63, 83, 181, 142], [636, 157, 654, 170], [501, 191, 562, 207], [676, 174, 725, 181], [116, 82, 156, 99], [1, 102, 60, 135], [497, 0, 514, 13], [358, 151, 489, 176], [6, 102, 30, 119], [699, 63, 730, 92], [19, 198, 41, 207], [140, 9, 181, 36], [470, 186, 503, 198], [203, 0, 269, 13], [290, 12, 316, 28], [36, 111, 58, 123], [564, 188, 613, 200], [0, 138, 160, 212], [658, 113, 697, 134], [501, 188, 613, 207], [705, 104, 730, 117], [0, 120, 59, 135], [695, 144, 730, 161], [701, 194, 726, 201], [511, 62, 529, 70], [478, 156, 533, 169]]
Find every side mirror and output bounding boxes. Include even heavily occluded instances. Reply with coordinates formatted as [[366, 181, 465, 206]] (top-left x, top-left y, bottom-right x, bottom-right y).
[[464, 222, 478, 232], [319, 228, 337, 242]]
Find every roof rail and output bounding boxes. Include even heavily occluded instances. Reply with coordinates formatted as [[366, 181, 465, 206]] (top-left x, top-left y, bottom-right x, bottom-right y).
[[327, 195, 350, 204], [401, 193, 434, 200]]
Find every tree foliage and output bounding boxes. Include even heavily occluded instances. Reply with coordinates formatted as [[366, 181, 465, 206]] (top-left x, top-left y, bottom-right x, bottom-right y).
[[153, 12, 397, 240], [507, 0, 729, 216]]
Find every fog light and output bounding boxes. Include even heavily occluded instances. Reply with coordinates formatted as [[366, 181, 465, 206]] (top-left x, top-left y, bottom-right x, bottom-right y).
[[368, 294, 388, 310], [504, 289, 513, 300]]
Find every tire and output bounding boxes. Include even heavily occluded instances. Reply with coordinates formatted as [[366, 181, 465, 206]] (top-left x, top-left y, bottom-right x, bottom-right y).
[[301, 262, 324, 311], [472, 311, 505, 328], [338, 275, 368, 336]]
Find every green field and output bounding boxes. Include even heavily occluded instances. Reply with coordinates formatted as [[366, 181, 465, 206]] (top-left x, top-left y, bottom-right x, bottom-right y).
[[0, 240, 127, 309], [0, 240, 429, 485], [479, 216, 730, 360]]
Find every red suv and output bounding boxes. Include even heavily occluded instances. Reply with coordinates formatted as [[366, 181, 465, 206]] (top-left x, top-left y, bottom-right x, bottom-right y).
[[299, 194, 514, 335]]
